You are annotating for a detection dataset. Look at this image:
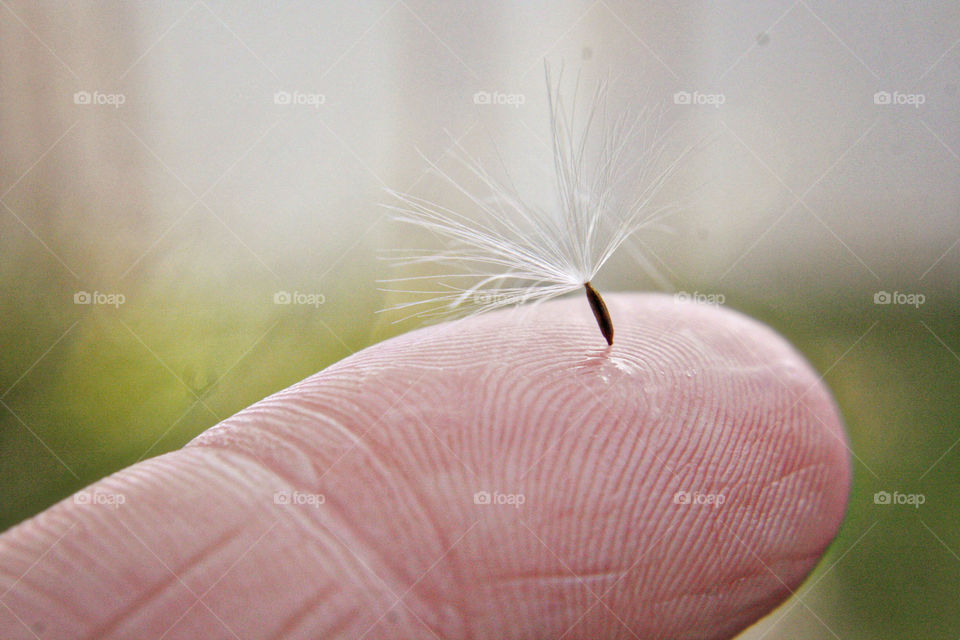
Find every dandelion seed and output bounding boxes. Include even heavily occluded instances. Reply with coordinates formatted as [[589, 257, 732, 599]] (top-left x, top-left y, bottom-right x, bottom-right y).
[[380, 65, 693, 346], [583, 281, 613, 345]]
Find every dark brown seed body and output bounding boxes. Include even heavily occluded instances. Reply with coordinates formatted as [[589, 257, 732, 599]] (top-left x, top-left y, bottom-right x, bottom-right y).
[[583, 281, 614, 346]]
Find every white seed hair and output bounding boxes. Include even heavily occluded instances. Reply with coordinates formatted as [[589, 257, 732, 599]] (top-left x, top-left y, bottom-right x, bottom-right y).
[[380, 65, 692, 324]]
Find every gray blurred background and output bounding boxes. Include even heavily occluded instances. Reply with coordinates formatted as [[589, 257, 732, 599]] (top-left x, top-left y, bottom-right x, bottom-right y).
[[1, 2, 958, 638]]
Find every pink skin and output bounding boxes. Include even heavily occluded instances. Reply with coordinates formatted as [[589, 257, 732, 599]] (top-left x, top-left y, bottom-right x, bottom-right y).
[[0, 294, 850, 639]]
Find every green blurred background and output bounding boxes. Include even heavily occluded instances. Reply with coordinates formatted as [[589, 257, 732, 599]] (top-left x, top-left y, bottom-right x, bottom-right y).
[[1, 2, 958, 638]]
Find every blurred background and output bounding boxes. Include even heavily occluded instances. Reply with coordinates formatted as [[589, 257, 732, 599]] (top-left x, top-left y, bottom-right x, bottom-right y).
[[1, 2, 958, 637]]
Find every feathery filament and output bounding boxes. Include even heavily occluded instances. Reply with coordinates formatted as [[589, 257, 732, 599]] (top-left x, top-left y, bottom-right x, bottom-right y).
[[381, 66, 691, 345]]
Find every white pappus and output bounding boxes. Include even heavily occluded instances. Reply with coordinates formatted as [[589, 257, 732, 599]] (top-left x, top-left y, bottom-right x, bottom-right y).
[[380, 66, 693, 346]]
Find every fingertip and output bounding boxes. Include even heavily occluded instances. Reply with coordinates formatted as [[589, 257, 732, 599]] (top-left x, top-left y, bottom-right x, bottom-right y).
[[198, 292, 850, 637]]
